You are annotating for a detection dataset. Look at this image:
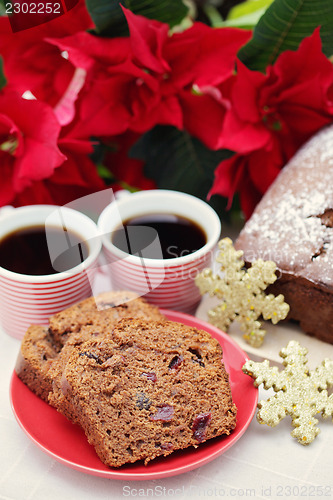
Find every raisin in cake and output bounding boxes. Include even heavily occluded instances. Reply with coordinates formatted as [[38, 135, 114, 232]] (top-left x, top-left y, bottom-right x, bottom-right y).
[[235, 124, 333, 343], [15, 325, 60, 401], [16, 291, 165, 401], [53, 319, 237, 467]]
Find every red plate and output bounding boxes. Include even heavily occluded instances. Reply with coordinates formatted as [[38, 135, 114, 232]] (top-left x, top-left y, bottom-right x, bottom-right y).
[[10, 309, 258, 480]]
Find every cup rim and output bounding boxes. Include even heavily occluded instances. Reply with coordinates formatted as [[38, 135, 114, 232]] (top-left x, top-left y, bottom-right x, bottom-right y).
[[98, 190, 221, 267], [0, 205, 101, 283]]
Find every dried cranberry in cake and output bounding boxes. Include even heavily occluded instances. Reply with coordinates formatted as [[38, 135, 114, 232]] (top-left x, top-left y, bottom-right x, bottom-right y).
[[192, 412, 212, 442], [168, 355, 183, 370], [54, 319, 237, 467], [159, 443, 174, 451], [150, 404, 174, 421]]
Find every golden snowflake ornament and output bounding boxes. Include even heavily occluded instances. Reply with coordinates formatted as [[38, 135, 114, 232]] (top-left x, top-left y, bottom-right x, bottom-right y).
[[243, 341, 333, 444], [195, 237, 289, 347]]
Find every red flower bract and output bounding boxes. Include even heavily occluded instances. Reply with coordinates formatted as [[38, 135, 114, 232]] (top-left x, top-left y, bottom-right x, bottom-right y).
[[103, 131, 156, 191], [0, 1, 93, 107], [0, 89, 65, 205], [49, 8, 251, 144], [11, 123, 106, 207], [211, 28, 333, 218]]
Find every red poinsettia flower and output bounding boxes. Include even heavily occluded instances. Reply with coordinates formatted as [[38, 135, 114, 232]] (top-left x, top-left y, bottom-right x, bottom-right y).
[[0, 0, 93, 108], [210, 28, 333, 218], [0, 89, 65, 205], [103, 131, 156, 191], [48, 31, 134, 137], [11, 121, 107, 207], [49, 8, 250, 143]]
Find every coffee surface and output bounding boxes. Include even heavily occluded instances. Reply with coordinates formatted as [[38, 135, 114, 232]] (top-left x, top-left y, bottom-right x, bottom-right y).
[[0, 225, 89, 275], [111, 214, 207, 259]]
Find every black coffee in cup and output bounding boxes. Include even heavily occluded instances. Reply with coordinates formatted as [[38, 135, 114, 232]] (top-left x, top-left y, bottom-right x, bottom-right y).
[[111, 213, 207, 259], [0, 225, 89, 275]]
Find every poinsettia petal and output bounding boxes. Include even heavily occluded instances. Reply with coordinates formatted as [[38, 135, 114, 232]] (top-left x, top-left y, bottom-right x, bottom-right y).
[[272, 28, 333, 93], [12, 176, 106, 207], [185, 23, 252, 87], [278, 104, 332, 156], [14, 136, 65, 190], [0, 90, 64, 196], [11, 133, 107, 207], [180, 91, 227, 149], [219, 107, 270, 152], [55, 147, 104, 188], [104, 131, 156, 190], [247, 145, 282, 194], [121, 6, 170, 74], [163, 29, 200, 89], [0, 158, 16, 205], [0, 1, 93, 50], [0, 1, 93, 106], [130, 94, 183, 132], [49, 32, 131, 71], [232, 60, 267, 122], [209, 152, 267, 219], [69, 76, 131, 137], [2, 41, 75, 106], [54, 68, 87, 126], [209, 154, 244, 206]]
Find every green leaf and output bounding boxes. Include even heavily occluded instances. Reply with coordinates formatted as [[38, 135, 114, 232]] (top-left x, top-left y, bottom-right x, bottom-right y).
[[0, 1, 6, 15], [212, 0, 273, 29], [219, 8, 268, 29], [0, 57, 6, 90], [85, 0, 189, 36], [130, 126, 233, 220], [238, 0, 333, 72], [228, 0, 274, 20]]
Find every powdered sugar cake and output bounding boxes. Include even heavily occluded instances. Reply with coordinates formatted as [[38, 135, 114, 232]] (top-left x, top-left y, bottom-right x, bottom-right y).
[[236, 124, 333, 342]]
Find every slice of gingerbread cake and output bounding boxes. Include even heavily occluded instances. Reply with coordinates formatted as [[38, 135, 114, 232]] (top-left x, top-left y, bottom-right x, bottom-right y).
[[235, 124, 333, 343], [16, 291, 166, 401], [54, 319, 237, 467]]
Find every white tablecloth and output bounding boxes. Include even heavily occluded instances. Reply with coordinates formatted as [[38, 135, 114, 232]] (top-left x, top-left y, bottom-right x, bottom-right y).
[[1, 283, 333, 500]]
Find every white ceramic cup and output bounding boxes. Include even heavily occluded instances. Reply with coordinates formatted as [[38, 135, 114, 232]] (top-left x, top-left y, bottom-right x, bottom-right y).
[[98, 190, 221, 313], [0, 205, 101, 340]]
